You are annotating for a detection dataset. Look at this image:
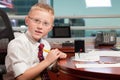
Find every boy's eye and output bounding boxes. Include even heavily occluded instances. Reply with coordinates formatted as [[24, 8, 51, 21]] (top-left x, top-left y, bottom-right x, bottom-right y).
[[44, 22, 49, 26], [34, 19, 40, 23]]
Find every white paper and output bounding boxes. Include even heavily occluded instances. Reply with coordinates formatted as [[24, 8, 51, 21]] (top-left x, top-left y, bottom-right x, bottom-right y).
[[75, 63, 120, 68], [74, 50, 120, 68], [73, 53, 100, 61], [73, 50, 120, 62], [89, 50, 120, 57]]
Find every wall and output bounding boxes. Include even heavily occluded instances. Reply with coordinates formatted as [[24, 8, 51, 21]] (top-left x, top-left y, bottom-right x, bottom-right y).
[[52, 0, 120, 37], [53, 0, 120, 26]]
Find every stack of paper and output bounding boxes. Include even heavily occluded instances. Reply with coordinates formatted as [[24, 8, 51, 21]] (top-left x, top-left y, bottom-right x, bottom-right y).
[[73, 53, 100, 61], [73, 50, 120, 68], [75, 63, 120, 68], [74, 50, 120, 61]]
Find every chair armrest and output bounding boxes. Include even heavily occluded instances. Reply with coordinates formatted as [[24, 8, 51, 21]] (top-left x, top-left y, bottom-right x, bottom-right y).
[[0, 65, 6, 75]]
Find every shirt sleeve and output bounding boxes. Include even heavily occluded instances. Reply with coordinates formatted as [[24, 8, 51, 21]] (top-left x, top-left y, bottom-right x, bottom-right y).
[[7, 40, 29, 77]]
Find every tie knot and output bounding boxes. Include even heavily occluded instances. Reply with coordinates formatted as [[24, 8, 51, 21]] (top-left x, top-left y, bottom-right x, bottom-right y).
[[39, 43, 44, 50]]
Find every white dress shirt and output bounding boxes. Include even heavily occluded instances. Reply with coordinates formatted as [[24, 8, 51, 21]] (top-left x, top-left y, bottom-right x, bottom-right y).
[[4, 31, 51, 80]]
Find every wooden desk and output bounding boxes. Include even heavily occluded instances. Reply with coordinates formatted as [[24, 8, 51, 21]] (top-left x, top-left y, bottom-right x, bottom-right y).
[[57, 56, 120, 80], [56, 44, 120, 80], [49, 42, 120, 80]]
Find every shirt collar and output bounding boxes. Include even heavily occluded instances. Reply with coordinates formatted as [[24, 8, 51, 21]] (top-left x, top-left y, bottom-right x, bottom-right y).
[[25, 31, 40, 45]]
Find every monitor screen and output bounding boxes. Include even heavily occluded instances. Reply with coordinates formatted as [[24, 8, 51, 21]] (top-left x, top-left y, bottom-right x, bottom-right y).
[[52, 26, 71, 38]]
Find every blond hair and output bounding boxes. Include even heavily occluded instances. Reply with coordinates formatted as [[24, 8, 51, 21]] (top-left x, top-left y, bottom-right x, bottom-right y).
[[29, 3, 54, 15]]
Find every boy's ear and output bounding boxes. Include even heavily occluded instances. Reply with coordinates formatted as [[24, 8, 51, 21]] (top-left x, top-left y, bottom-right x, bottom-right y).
[[25, 16, 29, 25], [49, 26, 53, 31]]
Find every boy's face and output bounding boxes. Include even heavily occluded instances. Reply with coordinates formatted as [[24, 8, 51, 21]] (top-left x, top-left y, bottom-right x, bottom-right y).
[[25, 9, 54, 41]]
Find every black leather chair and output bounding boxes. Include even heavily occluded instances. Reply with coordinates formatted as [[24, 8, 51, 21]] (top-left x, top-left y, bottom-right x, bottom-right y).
[[0, 9, 14, 80]]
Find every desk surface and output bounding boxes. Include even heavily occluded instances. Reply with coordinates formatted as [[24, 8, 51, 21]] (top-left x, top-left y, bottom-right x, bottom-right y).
[[57, 43, 120, 80], [58, 56, 120, 80]]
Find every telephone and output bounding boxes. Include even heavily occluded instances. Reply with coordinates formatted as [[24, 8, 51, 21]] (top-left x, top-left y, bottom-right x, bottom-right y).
[[95, 31, 117, 47]]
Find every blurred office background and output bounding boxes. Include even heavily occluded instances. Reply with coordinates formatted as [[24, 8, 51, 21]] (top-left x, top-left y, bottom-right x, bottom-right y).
[[0, 0, 120, 38]]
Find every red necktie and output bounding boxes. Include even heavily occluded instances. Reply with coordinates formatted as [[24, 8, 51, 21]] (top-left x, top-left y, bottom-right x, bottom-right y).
[[38, 43, 50, 80]]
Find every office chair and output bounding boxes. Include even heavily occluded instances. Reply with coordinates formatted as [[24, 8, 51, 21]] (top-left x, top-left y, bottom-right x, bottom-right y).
[[0, 9, 14, 80]]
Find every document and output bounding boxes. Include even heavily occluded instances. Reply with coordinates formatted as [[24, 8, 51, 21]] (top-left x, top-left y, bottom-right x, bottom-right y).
[[88, 50, 120, 56], [75, 63, 120, 68], [73, 50, 120, 68], [73, 52, 100, 61], [73, 50, 120, 62]]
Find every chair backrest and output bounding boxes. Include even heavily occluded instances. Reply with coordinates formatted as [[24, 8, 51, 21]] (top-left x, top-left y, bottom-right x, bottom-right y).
[[0, 9, 14, 64]]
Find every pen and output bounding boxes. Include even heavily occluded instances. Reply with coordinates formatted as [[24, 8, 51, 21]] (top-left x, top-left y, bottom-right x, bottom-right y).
[[43, 49, 50, 53]]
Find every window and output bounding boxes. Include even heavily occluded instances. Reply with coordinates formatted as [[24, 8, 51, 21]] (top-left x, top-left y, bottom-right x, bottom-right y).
[[85, 0, 111, 7]]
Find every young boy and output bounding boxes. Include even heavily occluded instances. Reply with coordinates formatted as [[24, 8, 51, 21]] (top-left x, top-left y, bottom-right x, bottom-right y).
[[4, 3, 67, 80]]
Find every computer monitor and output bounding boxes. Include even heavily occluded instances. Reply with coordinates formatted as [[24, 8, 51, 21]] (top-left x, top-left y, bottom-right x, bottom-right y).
[[52, 26, 71, 38]]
